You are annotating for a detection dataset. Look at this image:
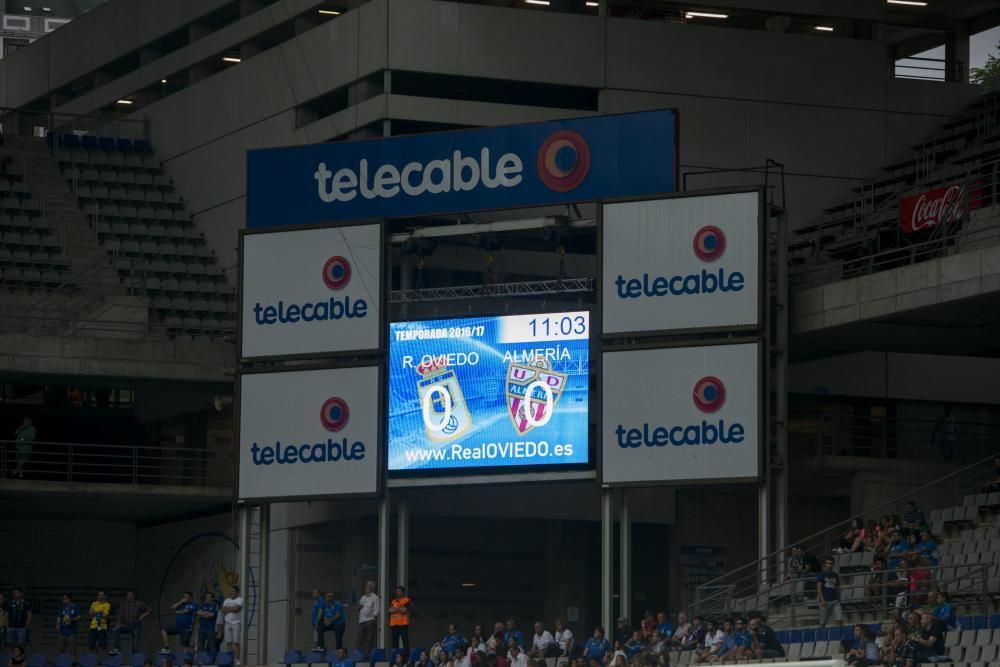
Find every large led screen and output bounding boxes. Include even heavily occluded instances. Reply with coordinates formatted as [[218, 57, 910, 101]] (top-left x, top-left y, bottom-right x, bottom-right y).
[[388, 312, 590, 473]]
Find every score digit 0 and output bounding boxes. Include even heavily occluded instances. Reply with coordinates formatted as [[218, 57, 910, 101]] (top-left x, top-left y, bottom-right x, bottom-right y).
[[421, 385, 453, 432], [523, 380, 554, 427]]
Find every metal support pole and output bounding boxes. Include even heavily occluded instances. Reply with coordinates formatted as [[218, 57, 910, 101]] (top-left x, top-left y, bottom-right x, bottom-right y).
[[619, 489, 631, 624], [601, 488, 614, 635], [237, 504, 251, 663], [378, 492, 391, 652], [397, 496, 409, 590], [775, 208, 789, 572], [259, 503, 270, 664], [758, 485, 769, 587]]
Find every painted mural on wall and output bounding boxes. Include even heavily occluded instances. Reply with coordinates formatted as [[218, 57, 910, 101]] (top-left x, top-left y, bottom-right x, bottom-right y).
[[157, 532, 256, 629]]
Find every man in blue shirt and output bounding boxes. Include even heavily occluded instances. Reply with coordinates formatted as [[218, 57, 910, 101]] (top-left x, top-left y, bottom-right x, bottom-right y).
[[816, 558, 842, 628], [310, 590, 325, 651], [654, 612, 673, 640], [713, 618, 752, 661], [160, 591, 198, 653], [583, 626, 610, 663], [196, 593, 221, 655], [504, 619, 525, 650], [332, 648, 353, 667], [56, 594, 82, 656], [439, 624, 468, 656], [316, 592, 345, 651]]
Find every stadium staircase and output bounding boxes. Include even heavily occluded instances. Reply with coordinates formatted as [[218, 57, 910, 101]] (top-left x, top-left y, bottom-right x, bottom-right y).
[[0, 132, 235, 339], [790, 88, 1000, 286]]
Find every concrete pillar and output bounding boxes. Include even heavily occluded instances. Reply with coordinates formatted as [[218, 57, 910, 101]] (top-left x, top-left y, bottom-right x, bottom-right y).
[[946, 23, 971, 83], [396, 496, 409, 591], [601, 489, 613, 635], [259, 503, 270, 663], [757, 485, 769, 586], [237, 505, 251, 662], [619, 490, 631, 624], [378, 493, 390, 651]]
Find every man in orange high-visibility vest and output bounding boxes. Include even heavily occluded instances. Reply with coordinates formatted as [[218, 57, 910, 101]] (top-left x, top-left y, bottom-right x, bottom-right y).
[[389, 586, 411, 653]]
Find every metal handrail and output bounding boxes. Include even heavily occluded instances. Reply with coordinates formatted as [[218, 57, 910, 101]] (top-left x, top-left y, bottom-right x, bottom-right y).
[[0, 438, 233, 488], [692, 451, 999, 613]]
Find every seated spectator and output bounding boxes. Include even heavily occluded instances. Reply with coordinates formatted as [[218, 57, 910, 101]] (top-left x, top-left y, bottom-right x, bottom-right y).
[[882, 626, 907, 667], [906, 559, 933, 605], [469, 632, 486, 656], [886, 532, 908, 570], [416, 651, 435, 667], [982, 455, 1000, 492], [504, 620, 526, 650], [9, 646, 25, 667], [487, 629, 505, 654], [640, 612, 656, 638], [392, 653, 405, 667], [695, 619, 726, 664], [872, 515, 896, 557], [583, 627, 610, 664], [654, 612, 673, 641], [912, 529, 939, 565], [864, 557, 887, 607], [643, 630, 668, 667], [678, 615, 704, 651], [610, 641, 627, 664], [454, 648, 471, 667], [837, 518, 868, 553], [845, 625, 879, 666], [711, 618, 752, 662], [609, 655, 627, 667], [669, 612, 692, 647], [932, 591, 955, 629], [748, 614, 783, 659], [529, 622, 555, 658], [554, 619, 574, 658], [901, 501, 926, 536], [900, 614, 944, 667], [333, 648, 354, 667], [508, 645, 527, 667], [614, 617, 632, 646], [440, 624, 469, 656], [624, 631, 645, 660]]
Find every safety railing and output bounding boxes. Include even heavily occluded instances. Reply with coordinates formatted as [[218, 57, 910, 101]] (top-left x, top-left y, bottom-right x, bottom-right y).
[[0, 439, 233, 488], [691, 451, 1000, 616], [0, 106, 148, 143], [712, 560, 994, 627], [892, 56, 964, 83]]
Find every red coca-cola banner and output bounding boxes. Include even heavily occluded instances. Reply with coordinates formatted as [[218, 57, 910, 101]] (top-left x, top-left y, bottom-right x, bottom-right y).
[[898, 180, 982, 234]]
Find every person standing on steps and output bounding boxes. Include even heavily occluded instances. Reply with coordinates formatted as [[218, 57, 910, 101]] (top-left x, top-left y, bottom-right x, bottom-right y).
[[389, 586, 411, 654], [357, 581, 380, 659], [12, 417, 36, 479]]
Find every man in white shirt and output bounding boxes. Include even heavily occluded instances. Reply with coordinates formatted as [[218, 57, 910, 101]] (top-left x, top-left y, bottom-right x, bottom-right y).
[[554, 619, 574, 658], [454, 647, 471, 667], [508, 644, 528, 667], [530, 622, 556, 658], [221, 586, 243, 666], [357, 581, 379, 659]]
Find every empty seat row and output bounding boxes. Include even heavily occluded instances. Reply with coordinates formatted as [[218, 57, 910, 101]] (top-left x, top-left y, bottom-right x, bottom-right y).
[[76, 183, 184, 206], [47, 132, 152, 154], [83, 202, 192, 223], [64, 165, 174, 188]]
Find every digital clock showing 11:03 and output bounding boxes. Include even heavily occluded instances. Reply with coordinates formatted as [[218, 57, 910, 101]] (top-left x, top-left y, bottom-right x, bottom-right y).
[[387, 311, 590, 472]]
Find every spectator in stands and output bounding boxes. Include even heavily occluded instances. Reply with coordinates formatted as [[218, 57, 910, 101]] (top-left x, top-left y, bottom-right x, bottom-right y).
[[845, 625, 878, 666], [668, 612, 692, 647], [357, 581, 379, 659], [505, 620, 525, 650], [529, 622, 555, 658], [469, 631, 486, 656], [333, 647, 353, 667], [911, 528, 939, 565], [906, 558, 933, 605], [11, 417, 36, 480], [654, 612, 672, 640], [0, 592, 7, 645], [508, 644, 527, 667], [89, 590, 112, 660], [221, 586, 243, 666], [56, 593, 81, 657], [982, 455, 1000, 492], [872, 516, 896, 557], [554, 619, 573, 658], [901, 501, 925, 536], [613, 617, 632, 646], [816, 558, 843, 627], [310, 590, 325, 650], [748, 614, 783, 659], [787, 545, 821, 601], [196, 592, 220, 655], [932, 405, 958, 462], [110, 589, 151, 656], [416, 651, 434, 667], [8, 646, 25, 667], [864, 556, 887, 607], [887, 532, 908, 571], [639, 612, 655, 638], [389, 586, 411, 654], [623, 631, 643, 661], [712, 617, 752, 662], [900, 614, 944, 667], [837, 518, 868, 553], [438, 623, 468, 656], [931, 591, 955, 629], [583, 627, 610, 664], [316, 592, 346, 652], [678, 616, 704, 651], [882, 626, 907, 667], [5, 589, 30, 647], [695, 619, 725, 663], [160, 591, 196, 654]]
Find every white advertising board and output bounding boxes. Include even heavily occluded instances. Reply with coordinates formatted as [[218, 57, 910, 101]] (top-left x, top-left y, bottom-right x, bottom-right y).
[[602, 191, 761, 335], [601, 342, 760, 485], [238, 365, 380, 500], [240, 223, 381, 359]]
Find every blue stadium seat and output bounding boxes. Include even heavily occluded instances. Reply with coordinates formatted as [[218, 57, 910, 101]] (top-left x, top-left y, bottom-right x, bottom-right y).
[[972, 615, 987, 630], [370, 649, 386, 663], [282, 650, 303, 666], [116, 138, 133, 151], [27, 655, 47, 667], [130, 653, 147, 667], [62, 133, 80, 147], [81, 135, 98, 149], [959, 615, 973, 630], [54, 654, 73, 667], [45, 132, 54, 145], [801, 628, 815, 643], [787, 629, 801, 644], [408, 648, 423, 663], [80, 654, 99, 667], [347, 650, 365, 663], [154, 653, 176, 667], [305, 649, 326, 664], [106, 653, 124, 667], [815, 628, 828, 641], [134, 139, 153, 153], [216, 652, 234, 667], [991, 614, 1000, 628], [99, 137, 116, 151], [776, 631, 788, 644], [195, 652, 215, 665]]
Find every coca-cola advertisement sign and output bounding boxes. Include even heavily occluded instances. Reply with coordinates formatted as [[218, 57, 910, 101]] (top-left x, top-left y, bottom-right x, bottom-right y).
[[899, 180, 981, 234]]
